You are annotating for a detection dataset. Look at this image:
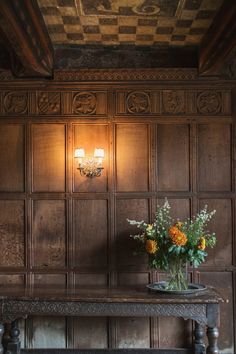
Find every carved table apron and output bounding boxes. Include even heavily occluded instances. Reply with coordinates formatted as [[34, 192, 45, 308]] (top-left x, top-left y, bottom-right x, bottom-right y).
[[0, 286, 224, 354]]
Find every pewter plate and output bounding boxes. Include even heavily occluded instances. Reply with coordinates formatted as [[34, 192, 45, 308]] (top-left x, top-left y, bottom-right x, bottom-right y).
[[147, 281, 207, 295]]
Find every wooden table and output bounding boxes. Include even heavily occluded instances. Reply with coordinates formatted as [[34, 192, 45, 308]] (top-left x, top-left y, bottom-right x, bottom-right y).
[[0, 286, 224, 354]]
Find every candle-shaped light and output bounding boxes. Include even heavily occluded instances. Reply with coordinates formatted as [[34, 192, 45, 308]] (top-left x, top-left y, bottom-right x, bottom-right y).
[[74, 148, 85, 165], [94, 148, 104, 165]]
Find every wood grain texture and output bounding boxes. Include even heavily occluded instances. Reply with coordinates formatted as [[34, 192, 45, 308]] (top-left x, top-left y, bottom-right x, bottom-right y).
[[0, 200, 25, 267], [116, 199, 149, 267], [32, 124, 66, 192], [0, 77, 234, 353], [157, 125, 190, 191], [198, 124, 231, 191], [116, 124, 149, 192], [0, 124, 24, 192], [73, 199, 108, 269], [32, 200, 66, 268]]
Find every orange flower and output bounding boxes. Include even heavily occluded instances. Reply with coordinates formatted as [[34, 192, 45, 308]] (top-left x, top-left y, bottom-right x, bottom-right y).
[[198, 237, 206, 250], [145, 239, 158, 254], [169, 226, 187, 246]]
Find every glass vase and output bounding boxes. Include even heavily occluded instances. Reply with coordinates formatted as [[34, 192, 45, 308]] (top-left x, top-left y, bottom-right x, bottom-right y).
[[165, 258, 188, 291]]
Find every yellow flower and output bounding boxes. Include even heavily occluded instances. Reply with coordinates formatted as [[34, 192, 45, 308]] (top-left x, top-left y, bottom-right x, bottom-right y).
[[146, 224, 153, 232], [175, 221, 183, 229], [145, 239, 158, 254], [198, 237, 206, 250], [169, 226, 187, 246]]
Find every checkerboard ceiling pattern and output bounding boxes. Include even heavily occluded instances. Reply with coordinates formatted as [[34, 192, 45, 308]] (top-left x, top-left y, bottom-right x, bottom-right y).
[[37, 0, 224, 46]]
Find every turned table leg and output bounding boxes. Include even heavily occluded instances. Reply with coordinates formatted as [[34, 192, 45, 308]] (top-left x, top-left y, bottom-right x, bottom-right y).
[[6, 320, 21, 354], [206, 327, 219, 354], [194, 322, 206, 354], [0, 323, 4, 354]]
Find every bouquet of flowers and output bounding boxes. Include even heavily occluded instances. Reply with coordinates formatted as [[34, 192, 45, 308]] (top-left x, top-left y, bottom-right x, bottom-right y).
[[127, 199, 216, 291]]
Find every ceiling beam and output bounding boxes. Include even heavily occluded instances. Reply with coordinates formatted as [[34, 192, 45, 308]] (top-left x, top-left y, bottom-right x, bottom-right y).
[[0, 0, 53, 77], [199, 0, 236, 76]]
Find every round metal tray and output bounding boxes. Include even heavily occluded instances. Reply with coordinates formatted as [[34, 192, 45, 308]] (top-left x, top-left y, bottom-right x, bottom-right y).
[[146, 281, 207, 295]]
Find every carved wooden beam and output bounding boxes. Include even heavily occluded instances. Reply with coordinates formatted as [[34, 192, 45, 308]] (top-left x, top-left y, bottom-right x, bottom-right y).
[[199, 0, 236, 76], [0, 0, 53, 77]]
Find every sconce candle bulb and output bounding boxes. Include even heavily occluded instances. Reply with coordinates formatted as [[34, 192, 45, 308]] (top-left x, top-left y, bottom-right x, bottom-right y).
[[74, 148, 104, 178]]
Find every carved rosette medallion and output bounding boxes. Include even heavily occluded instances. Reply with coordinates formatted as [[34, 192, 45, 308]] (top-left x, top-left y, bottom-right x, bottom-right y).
[[4, 91, 27, 114], [162, 90, 185, 114], [197, 91, 222, 114], [73, 92, 97, 115], [127, 91, 150, 114], [38, 92, 61, 114]]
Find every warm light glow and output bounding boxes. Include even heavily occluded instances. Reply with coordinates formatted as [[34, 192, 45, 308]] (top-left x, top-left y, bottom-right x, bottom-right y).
[[74, 147, 104, 178], [94, 148, 104, 158], [74, 148, 85, 158]]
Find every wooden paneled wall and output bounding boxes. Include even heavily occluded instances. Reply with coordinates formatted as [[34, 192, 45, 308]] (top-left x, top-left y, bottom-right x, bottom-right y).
[[0, 75, 235, 353]]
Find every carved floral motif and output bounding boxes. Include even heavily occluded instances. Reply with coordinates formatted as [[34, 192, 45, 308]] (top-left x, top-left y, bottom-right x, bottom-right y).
[[2, 300, 208, 326], [37, 92, 61, 114], [197, 91, 222, 114], [162, 90, 185, 114], [73, 92, 97, 114], [127, 91, 150, 113], [4, 92, 27, 114]]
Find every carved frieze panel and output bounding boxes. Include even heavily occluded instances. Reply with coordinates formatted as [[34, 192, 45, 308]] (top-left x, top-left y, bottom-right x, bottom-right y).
[[69, 91, 107, 116], [127, 91, 150, 114], [3, 91, 28, 115], [162, 90, 185, 114], [116, 89, 231, 116], [37, 92, 61, 115], [0, 89, 231, 117], [0, 90, 108, 117], [73, 92, 97, 115], [197, 91, 222, 114]]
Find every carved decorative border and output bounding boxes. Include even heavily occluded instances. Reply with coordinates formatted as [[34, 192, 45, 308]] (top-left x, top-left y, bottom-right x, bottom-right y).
[[1, 300, 208, 326], [0, 89, 231, 116], [53, 69, 197, 81]]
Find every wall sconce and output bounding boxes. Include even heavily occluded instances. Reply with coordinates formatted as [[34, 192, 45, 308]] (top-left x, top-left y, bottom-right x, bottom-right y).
[[74, 148, 104, 178]]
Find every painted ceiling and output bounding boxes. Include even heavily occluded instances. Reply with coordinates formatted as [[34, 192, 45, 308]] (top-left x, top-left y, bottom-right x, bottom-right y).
[[37, 0, 224, 46]]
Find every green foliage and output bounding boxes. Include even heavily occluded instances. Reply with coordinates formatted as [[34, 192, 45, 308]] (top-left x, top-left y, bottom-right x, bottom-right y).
[[127, 199, 216, 271]]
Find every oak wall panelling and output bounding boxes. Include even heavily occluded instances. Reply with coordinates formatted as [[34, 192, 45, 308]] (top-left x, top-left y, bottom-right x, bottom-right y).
[[0, 75, 234, 353], [0, 124, 25, 192]]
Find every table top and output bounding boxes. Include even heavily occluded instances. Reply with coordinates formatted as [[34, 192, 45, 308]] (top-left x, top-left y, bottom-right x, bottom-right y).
[[0, 285, 225, 304]]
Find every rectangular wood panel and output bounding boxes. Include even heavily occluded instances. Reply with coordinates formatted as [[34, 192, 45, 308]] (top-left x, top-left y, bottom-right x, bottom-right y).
[[116, 124, 149, 192], [0, 274, 25, 284], [158, 318, 191, 349], [73, 317, 108, 349], [32, 124, 66, 192], [0, 124, 24, 192], [0, 200, 25, 267], [157, 124, 190, 191], [199, 199, 232, 266], [116, 199, 149, 267], [30, 317, 66, 349], [73, 124, 108, 192], [116, 317, 150, 348], [73, 199, 108, 268], [198, 124, 231, 191], [32, 200, 66, 268], [75, 273, 108, 286], [33, 274, 67, 285]]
